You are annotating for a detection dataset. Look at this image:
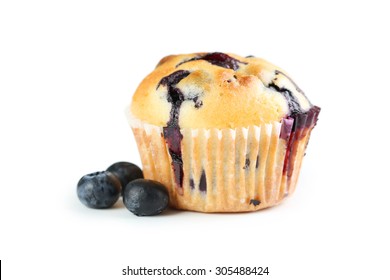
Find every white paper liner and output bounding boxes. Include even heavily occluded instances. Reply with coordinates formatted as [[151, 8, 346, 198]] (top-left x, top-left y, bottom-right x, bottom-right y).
[[127, 111, 310, 212]]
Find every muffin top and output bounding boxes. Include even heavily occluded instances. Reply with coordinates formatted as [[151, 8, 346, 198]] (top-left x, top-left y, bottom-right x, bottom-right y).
[[130, 52, 312, 129]]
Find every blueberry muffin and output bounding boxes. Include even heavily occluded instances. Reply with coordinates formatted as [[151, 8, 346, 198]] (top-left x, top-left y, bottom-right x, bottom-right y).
[[127, 52, 320, 212]]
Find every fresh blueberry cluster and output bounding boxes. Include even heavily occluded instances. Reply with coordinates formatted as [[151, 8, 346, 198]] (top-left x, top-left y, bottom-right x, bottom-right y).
[[77, 162, 169, 216]]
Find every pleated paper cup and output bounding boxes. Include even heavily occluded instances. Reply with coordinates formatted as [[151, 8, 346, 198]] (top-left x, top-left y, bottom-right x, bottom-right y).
[[128, 107, 320, 213]]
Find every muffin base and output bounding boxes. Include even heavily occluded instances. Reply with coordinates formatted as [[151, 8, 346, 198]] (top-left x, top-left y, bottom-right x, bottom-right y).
[[129, 107, 320, 212]]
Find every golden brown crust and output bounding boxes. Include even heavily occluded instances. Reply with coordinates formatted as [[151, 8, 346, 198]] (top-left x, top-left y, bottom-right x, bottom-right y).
[[130, 53, 312, 129]]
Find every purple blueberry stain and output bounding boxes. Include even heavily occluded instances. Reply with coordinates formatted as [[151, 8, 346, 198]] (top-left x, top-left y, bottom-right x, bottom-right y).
[[249, 199, 261, 206], [189, 173, 207, 192], [268, 80, 302, 115], [189, 178, 195, 190], [199, 170, 207, 192], [163, 127, 184, 189], [159, 70, 191, 191], [243, 158, 250, 169], [282, 106, 321, 185], [177, 52, 247, 71], [280, 117, 294, 140]]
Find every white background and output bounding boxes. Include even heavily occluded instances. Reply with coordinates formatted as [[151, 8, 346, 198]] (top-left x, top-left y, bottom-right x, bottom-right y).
[[1, 0, 389, 279]]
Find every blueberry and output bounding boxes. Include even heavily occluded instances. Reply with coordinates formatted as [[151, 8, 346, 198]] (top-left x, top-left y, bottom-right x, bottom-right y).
[[176, 52, 247, 70], [77, 171, 121, 209], [106, 162, 143, 195], [123, 179, 169, 216]]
